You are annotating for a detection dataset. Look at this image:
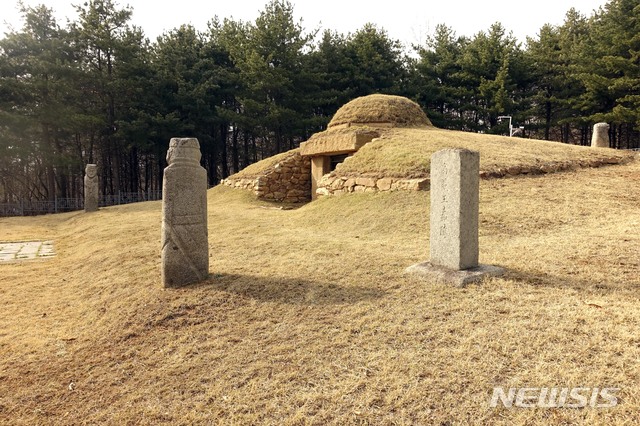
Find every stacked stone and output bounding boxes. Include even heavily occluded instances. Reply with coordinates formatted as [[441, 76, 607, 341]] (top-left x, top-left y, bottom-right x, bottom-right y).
[[223, 152, 311, 203], [223, 178, 255, 191], [256, 153, 311, 202], [316, 174, 429, 197]]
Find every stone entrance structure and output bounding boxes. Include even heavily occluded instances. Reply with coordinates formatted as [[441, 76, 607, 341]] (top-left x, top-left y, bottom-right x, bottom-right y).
[[300, 94, 432, 199], [222, 94, 438, 201], [301, 128, 380, 198], [406, 148, 503, 286]]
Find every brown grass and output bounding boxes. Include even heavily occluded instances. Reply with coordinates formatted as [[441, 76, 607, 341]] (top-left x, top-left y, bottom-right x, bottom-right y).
[[328, 94, 433, 128], [335, 127, 635, 178], [0, 161, 639, 424]]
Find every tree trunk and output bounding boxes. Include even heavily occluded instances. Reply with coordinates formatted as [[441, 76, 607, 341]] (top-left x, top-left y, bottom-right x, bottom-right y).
[[544, 100, 551, 140], [243, 130, 250, 169], [609, 124, 616, 149], [209, 125, 219, 185], [220, 123, 230, 178], [231, 125, 239, 174], [252, 135, 257, 163], [42, 123, 56, 201]]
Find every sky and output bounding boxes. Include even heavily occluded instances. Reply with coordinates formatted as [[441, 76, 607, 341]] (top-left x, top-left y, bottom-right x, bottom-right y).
[[1, 0, 609, 48]]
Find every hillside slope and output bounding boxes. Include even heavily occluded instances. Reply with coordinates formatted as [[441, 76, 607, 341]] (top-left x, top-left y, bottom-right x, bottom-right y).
[[0, 160, 639, 424], [227, 127, 633, 185]]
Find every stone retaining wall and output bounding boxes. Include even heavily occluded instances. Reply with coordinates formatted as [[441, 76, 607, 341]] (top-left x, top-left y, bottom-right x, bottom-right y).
[[224, 153, 633, 201], [478, 156, 631, 179], [315, 155, 633, 198], [222, 152, 311, 203], [316, 174, 429, 197]]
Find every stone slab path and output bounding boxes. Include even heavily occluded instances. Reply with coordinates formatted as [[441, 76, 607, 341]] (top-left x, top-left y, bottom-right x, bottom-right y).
[[0, 241, 56, 262]]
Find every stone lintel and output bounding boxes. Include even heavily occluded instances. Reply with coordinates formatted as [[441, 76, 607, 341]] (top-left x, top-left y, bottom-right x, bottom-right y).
[[300, 130, 379, 156], [404, 262, 504, 287]]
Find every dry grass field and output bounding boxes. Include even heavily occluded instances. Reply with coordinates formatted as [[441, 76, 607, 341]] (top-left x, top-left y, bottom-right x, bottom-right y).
[[1, 157, 639, 424]]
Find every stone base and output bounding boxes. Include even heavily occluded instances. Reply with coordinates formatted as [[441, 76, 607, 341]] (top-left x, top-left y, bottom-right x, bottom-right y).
[[404, 262, 504, 287]]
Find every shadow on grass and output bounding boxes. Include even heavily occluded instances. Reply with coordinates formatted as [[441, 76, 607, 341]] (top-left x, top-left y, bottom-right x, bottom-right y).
[[505, 269, 639, 295], [184, 273, 386, 305]]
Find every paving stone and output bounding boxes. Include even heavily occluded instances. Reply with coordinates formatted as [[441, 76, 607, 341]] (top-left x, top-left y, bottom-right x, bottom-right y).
[[0, 241, 56, 262]]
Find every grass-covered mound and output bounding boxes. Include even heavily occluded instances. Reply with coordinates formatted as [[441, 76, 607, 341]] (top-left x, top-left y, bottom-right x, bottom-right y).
[[334, 127, 635, 178], [230, 95, 634, 187], [1, 161, 639, 424], [328, 94, 432, 128], [226, 95, 633, 187], [225, 127, 634, 184]]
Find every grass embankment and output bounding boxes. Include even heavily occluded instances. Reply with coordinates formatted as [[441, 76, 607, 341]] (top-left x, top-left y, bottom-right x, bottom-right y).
[[226, 127, 634, 182], [337, 127, 634, 178], [0, 160, 639, 424], [229, 149, 301, 180]]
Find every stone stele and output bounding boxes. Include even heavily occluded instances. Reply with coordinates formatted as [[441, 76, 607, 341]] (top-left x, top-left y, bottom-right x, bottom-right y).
[[84, 164, 99, 212], [161, 138, 209, 288], [591, 122, 610, 148], [405, 148, 503, 286], [430, 148, 479, 270]]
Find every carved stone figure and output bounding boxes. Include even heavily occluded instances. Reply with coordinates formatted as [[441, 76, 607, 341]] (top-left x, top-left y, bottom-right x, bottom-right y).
[[84, 164, 99, 212], [161, 138, 209, 287]]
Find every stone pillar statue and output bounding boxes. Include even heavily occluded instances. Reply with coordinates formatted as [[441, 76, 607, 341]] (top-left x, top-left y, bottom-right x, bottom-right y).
[[84, 164, 99, 212], [591, 123, 610, 148], [161, 138, 209, 287]]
